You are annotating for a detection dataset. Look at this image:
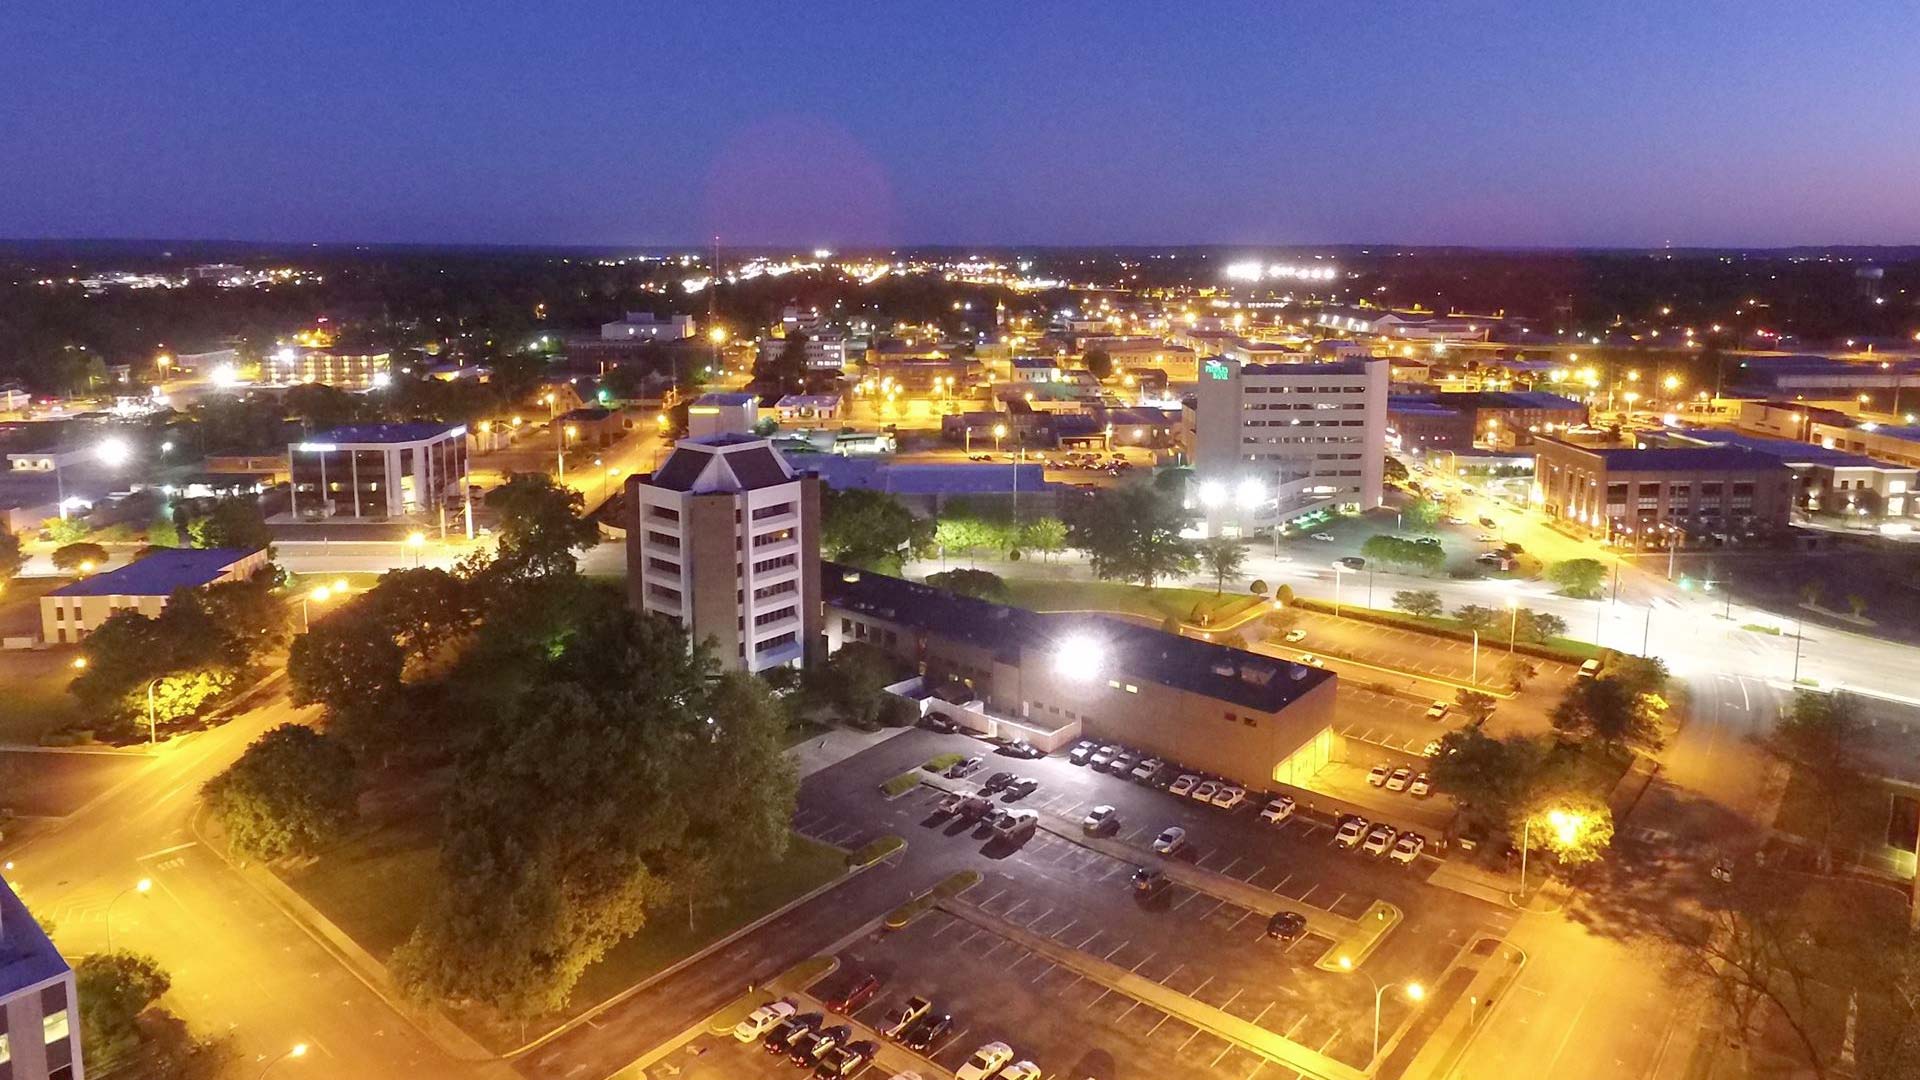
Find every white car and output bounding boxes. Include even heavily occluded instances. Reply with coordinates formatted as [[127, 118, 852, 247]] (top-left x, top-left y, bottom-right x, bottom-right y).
[[1297, 653, 1326, 668], [1152, 826, 1188, 854], [1362, 824, 1398, 856], [1283, 628, 1308, 643], [1366, 763, 1391, 787], [1409, 773, 1433, 798], [999, 1062, 1042, 1080], [1445, 515, 1470, 525], [1190, 779, 1221, 802], [1386, 767, 1412, 792], [732, 999, 796, 1041], [1132, 757, 1163, 781], [1390, 833, 1426, 865], [1477, 532, 1499, 543], [1259, 796, 1296, 824], [1083, 805, 1119, 834], [1423, 739, 1443, 758], [1425, 701, 1450, 721], [1311, 532, 1335, 542], [957, 1042, 1014, 1080], [1211, 785, 1247, 811], [1168, 774, 1199, 797], [1334, 816, 1369, 849]]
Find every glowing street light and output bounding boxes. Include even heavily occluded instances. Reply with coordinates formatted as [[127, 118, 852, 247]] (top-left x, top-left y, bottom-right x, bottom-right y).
[[1054, 633, 1104, 680], [992, 423, 1008, 453], [106, 877, 153, 951], [407, 531, 426, 566], [260, 1043, 309, 1079], [1337, 955, 1425, 1062]]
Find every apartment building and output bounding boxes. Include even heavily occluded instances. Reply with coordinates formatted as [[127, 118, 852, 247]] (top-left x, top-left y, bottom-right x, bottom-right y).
[[627, 435, 822, 672], [1189, 356, 1388, 534], [263, 347, 390, 389], [1, 875, 84, 1080]]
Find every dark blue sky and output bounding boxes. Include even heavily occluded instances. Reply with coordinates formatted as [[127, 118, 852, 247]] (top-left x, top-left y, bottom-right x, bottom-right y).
[[5, 2, 1918, 248]]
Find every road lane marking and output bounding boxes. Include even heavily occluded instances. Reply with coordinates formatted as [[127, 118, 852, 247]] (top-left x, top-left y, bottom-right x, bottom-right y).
[[136, 841, 198, 861]]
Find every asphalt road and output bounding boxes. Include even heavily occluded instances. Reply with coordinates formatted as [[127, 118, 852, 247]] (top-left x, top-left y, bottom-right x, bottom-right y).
[[1, 693, 506, 1080]]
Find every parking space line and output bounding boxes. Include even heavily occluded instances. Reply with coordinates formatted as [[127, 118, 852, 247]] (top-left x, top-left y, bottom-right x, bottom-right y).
[[1219, 988, 1242, 1012], [1170, 891, 1199, 912], [1145, 1012, 1173, 1037], [1116, 1000, 1141, 1022], [1225, 909, 1252, 933], [1218, 856, 1242, 877], [1194, 897, 1225, 920], [1158, 963, 1185, 985], [1078, 929, 1102, 950], [1269, 873, 1294, 894], [1325, 890, 1346, 911], [1004, 898, 1029, 919], [1284, 1014, 1308, 1038], [1129, 952, 1156, 973], [981, 939, 1006, 959], [1297, 883, 1319, 904], [1251, 1001, 1275, 1027], [981, 887, 1007, 907], [1103, 940, 1129, 960], [1029, 961, 1056, 984], [1178, 1026, 1206, 1050], [931, 918, 959, 938], [1208, 1042, 1237, 1069], [956, 927, 984, 948], [1025, 905, 1054, 928], [1088, 988, 1112, 1009], [1242, 1058, 1267, 1080], [1240, 863, 1267, 883], [1050, 918, 1078, 939], [1192, 847, 1217, 868], [1189, 974, 1214, 999]]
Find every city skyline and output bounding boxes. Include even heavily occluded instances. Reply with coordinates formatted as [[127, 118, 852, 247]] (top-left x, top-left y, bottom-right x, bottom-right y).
[[5, 2, 1920, 248]]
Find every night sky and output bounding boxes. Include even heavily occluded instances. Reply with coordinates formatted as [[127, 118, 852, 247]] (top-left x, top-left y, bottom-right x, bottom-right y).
[[5, 2, 1918, 248]]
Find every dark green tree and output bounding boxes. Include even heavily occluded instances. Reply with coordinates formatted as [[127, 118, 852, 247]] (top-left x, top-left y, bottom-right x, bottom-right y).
[[0, 527, 23, 582], [1430, 724, 1545, 830], [1550, 674, 1664, 751], [925, 568, 1012, 603], [1401, 498, 1442, 532], [1392, 589, 1444, 618], [187, 497, 273, 552], [820, 487, 930, 574], [486, 472, 599, 577], [51, 541, 109, 573], [1767, 691, 1871, 874], [1065, 484, 1197, 588], [1083, 348, 1113, 381], [287, 612, 407, 752], [202, 723, 358, 861], [750, 334, 809, 401], [76, 951, 171, 1073], [807, 641, 902, 725], [1198, 536, 1247, 594], [1548, 558, 1608, 599]]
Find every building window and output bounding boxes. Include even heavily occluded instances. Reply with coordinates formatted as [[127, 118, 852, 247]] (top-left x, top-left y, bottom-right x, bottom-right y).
[[646, 530, 679, 549], [646, 557, 679, 575], [752, 553, 798, 574], [754, 528, 795, 549], [646, 583, 682, 603], [648, 505, 681, 522], [751, 502, 794, 520], [754, 605, 797, 628]]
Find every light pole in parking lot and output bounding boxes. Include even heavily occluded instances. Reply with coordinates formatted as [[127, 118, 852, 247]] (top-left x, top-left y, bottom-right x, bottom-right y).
[[1332, 564, 1345, 616], [1469, 629, 1479, 684], [1338, 955, 1423, 1063]]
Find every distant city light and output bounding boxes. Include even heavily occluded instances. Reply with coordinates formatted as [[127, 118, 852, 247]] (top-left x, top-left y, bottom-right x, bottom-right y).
[[96, 437, 131, 467]]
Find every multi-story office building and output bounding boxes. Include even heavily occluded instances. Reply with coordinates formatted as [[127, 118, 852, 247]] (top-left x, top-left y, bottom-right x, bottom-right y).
[[287, 421, 471, 526], [1533, 435, 1793, 546], [263, 347, 390, 389], [2, 875, 83, 1080], [627, 435, 822, 672], [1189, 356, 1388, 534]]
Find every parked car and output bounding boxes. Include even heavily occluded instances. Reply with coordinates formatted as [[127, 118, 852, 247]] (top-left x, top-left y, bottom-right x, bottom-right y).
[[733, 1000, 797, 1042], [1190, 779, 1222, 802], [1445, 515, 1469, 525], [1131, 757, 1163, 782], [1390, 833, 1427, 865], [763, 1013, 822, 1054], [1409, 773, 1433, 798], [1283, 628, 1308, 643], [998, 1062, 1042, 1080], [1334, 816, 1370, 849], [1297, 653, 1326, 668], [1476, 532, 1499, 543], [957, 795, 994, 821], [1366, 763, 1391, 787], [814, 1042, 877, 1080], [947, 757, 983, 779], [1264, 910, 1308, 942], [1362, 824, 1398, 857], [1131, 868, 1171, 897], [992, 809, 1039, 843], [1423, 739, 1443, 757], [1089, 745, 1118, 768], [1152, 826, 1188, 854], [1083, 805, 1119, 835], [1002, 738, 1043, 759], [1169, 774, 1200, 797], [1259, 795, 1296, 824], [1425, 701, 1450, 721], [1211, 785, 1247, 811], [879, 995, 931, 1039], [936, 791, 970, 816], [1108, 752, 1137, 775], [902, 1013, 953, 1052], [827, 973, 881, 1014], [1337, 556, 1365, 571], [923, 712, 959, 734], [1579, 658, 1602, 679], [885, 1073, 924, 1080], [790, 1024, 851, 1067], [1005, 777, 1040, 799], [982, 771, 1015, 793], [1068, 743, 1096, 765], [956, 1041, 1015, 1080], [1386, 767, 1412, 792]]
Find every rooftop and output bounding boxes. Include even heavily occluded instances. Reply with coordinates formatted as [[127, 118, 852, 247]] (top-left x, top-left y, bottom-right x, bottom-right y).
[[1541, 436, 1790, 473], [692, 391, 757, 407], [823, 564, 1333, 714], [1667, 429, 1899, 469], [645, 436, 797, 493], [807, 457, 1047, 496], [301, 421, 464, 446], [49, 547, 262, 598], [1, 876, 69, 999]]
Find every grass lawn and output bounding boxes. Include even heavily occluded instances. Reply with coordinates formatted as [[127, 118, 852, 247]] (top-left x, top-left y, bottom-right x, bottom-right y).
[[1002, 578, 1264, 627], [0, 648, 85, 745], [282, 807, 442, 960]]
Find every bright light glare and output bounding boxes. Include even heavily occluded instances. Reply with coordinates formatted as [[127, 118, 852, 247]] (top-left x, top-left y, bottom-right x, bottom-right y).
[[1406, 982, 1425, 1001], [1546, 809, 1584, 845], [1235, 478, 1265, 509], [135, 878, 152, 893], [1054, 633, 1104, 679], [1198, 480, 1227, 508], [96, 437, 131, 467]]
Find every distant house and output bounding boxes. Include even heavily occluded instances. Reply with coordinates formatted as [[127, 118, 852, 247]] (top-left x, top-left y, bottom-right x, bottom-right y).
[[601, 312, 694, 341], [774, 394, 844, 424], [557, 406, 630, 447], [41, 547, 270, 643]]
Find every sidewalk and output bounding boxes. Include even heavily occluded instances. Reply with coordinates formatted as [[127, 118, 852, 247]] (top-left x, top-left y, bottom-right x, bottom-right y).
[[787, 725, 913, 778]]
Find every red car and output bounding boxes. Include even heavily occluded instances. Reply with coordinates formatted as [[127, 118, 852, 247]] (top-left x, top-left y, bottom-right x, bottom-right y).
[[827, 973, 881, 1014]]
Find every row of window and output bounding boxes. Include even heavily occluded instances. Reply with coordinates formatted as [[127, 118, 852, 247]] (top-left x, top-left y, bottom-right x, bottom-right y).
[[752, 553, 798, 575], [755, 631, 798, 655], [841, 617, 902, 650], [1243, 384, 1368, 394], [751, 501, 795, 521], [753, 605, 798, 628], [754, 578, 798, 602]]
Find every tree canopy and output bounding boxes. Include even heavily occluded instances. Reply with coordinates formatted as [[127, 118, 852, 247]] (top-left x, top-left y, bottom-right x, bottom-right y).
[[202, 723, 358, 861], [1361, 534, 1445, 574], [186, 496, 274, 552], [925, 568, 1012, 603], [1198, 536, 1247, 594], [820, 487, 930, 574], [1066, 484, 1196, 588], [1392, 589, 1443, 618], [1550, 672, 1665, 751], [486, 472, 599, 577]]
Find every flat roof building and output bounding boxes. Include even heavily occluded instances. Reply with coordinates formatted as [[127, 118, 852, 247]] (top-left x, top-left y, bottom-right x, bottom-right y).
[[264, 346, 390, 389], [1, 875, 83, 1080], [628, 435, 822, 673], [823, 564, 1337, 789], [1533, 435, 1793, 547], [288, 421, 471, 528], [42, 547, 269, 643], [601, 312, 695, 341], [687, 392, 759, 440]]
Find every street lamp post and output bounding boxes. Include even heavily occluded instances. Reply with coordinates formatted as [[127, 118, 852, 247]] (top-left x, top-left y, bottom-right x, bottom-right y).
[[144, 675, 162, 746], [992, 423, 1007, 455], [406, 531, 425, 567], [1792, 617, 1805, 683], [298, 584, 333, 633], [259, 1044, 308, 1080], [1470, 629, 1479, 683], [106, 878, 152, 951], [1506, 596, 1518, 654], [1333, 564, 1345, 617], [1337, 956, 1422, 1063]]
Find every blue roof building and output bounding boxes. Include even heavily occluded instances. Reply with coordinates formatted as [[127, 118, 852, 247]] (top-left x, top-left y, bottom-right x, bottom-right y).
[[42, 547, 269, 643]]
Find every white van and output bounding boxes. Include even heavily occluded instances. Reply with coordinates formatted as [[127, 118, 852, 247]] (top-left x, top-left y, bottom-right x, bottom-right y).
[[1578, 658, 1602, 679]]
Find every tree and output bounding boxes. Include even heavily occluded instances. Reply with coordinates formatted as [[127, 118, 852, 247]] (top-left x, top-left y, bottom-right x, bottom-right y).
[[1456, 689, 1498, 722], [1274, 583, 1295, 605], [1019, 517, 1068, 562], [1548, 558, 1608, 599], [1198, 536, 1246, 594], [145, 669, 235, 726], [808, 641, 901, 725], [76, 951, 171, 1073], [1401, 498, 1442, 533], [1550, 674, 1664, 751], [364, 567, 479, 664], [1393, 589, 1443, 618], [1383, 456, 1409, 484], [1065, 484, 1197, 588], [52, 541, 109, 573], [1430, 724, 1544, 830], [820, 487, 930, 575], [1766, 691, 1871, 875], [1605, 654, 1670, 698], [1083, 348, 1113, 381], [1516, 608, 1568, 643], [202, 723, 358, 861], [287, 611, 407, 751], [42, 516, 91, 545], [284, 382, 364, 428], [1513, 790, 1615, 868], [186, 496, 273, 552], [925, 568, 1012, 604], [393, 610, 796, 1016], [933, 515, 996, 567], [1848, 594, 1870, 620], [0, 527, 22, 583], [1249, 579, 1269, 598], [486, 472, 599, 577], [1361, 534, 1444, 574], [750, 334, 809, 401], [146, 512, 180, 548], [1453, 604, 1502, 634]]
